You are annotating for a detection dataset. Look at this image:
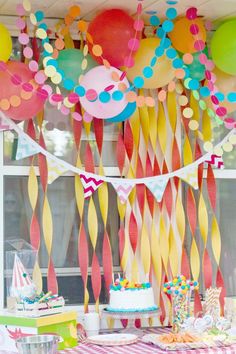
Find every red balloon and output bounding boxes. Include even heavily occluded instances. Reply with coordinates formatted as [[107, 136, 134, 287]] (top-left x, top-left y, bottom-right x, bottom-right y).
[[88, 9, 137, 68], [0, 61, 46, 121]]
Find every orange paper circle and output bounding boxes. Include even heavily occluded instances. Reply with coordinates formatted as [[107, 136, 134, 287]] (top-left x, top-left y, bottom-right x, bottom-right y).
[[0, 98, 10, 111], [126, 91, 137, 102], [9, 95, 21, 107]]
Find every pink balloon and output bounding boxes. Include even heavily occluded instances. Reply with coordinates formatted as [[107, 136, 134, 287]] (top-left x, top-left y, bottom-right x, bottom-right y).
[[0, 61, 46, 120], [79, 66, 129, 119]]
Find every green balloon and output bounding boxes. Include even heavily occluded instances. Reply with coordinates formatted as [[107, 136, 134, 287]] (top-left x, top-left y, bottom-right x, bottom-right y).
[[57, 48, 97, 85], [211, 19, 236, 75]]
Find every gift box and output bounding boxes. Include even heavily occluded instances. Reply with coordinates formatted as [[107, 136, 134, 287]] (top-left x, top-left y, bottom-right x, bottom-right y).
[[0, 310, 78, 351]]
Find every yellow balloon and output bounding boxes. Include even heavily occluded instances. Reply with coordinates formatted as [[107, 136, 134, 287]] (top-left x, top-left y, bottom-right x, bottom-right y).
[[208, 67, 236, 114], [0, 23, 12, 62], [126, 38, 175, 89]]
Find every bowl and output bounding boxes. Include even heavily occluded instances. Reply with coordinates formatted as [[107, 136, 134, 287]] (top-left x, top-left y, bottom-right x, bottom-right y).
[[16, 335, 59, 354]]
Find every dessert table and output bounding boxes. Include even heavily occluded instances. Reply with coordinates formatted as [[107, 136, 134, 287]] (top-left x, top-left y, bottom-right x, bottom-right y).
[[59, 328, 236, 354]]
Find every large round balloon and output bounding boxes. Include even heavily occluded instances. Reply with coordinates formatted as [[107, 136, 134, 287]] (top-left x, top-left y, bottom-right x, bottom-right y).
[[208, 67, 236, 114], [126, 38, 175, 89], [87, 9, 137, 68], [0, 62, 46, 120], [57, 48, 97, 86], [0, 23, 12, 62], [79, 66, 130, 119], [211, 19, 236, 75], [169, 17, 206, 53]]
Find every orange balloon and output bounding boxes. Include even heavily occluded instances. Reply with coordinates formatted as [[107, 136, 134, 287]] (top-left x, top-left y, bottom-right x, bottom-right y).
[[168, 17, 206, 53], [209, 68, 236, 114]]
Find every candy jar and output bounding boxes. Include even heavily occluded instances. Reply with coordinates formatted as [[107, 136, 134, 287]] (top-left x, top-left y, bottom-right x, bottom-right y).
[[164, 275, 199, 333], [204, 287, 222, 323]]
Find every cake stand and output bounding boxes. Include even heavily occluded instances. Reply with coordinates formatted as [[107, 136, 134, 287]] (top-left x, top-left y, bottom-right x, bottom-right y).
[[102, 308, 161, 336]]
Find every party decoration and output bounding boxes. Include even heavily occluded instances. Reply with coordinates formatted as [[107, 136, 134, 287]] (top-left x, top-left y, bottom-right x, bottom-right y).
[[15, 136, 40, 160], [187, 50, 208, 81], [80, 173, 104, 198], [211, 19, 236, 75], [106, 101, 136, 123], [0, 23, 12, 62], [47, 158, 68, 184], [145, 178, 169, 202], [169, 17, 206, 53], [176, 166, 198, 190], [204, 287, 222, 322], [126, 38, 175, 89], [57, 48, 97, 87], [79, 66, 130, 119], [111, 181, 135, 204], [0, 61, 46, 120], [87, 9, 137, 68], [205, 154, 224, 170]]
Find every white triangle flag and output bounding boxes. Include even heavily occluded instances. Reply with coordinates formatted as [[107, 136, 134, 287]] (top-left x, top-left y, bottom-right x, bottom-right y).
[[177, 165, 199, 190], [111, 181, 135, 204], [145, 177, 169, 202], [47, 158, 68, 184], [15, 136, 40, 160]]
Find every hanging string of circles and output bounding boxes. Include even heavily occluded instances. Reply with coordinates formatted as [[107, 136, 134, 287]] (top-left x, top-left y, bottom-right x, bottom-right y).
[[1, 0, 236, 136]]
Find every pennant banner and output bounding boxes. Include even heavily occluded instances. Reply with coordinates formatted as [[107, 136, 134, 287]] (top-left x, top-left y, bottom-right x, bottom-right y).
[[80, 173, 104, 198], [47, 157, 68, 184], [0, 117, 11, 131], [16, 136, 40, 160], [111, 181, 135, 204], [145, 177, 169, 202], [206, 154, 224, 170], [177, 166, 199, 190]]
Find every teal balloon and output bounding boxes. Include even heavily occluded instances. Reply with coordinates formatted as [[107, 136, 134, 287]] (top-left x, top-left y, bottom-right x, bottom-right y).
[[106, 101, 136, 123], [57, 48, 97, 86], [211, 19, 236, 75], [188, 49, 208, 81]]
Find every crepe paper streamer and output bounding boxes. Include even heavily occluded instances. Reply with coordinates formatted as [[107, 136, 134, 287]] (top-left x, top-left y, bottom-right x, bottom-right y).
[[198, 193, 208, 248], [211, 215, 221, 267], [145, 178, 169, 203], [183, 135, 193, 166], [91, 252, 101, 313], [15, 136, 40, 160], [157, 101, 167, 155], [206, 154, 224, 169], [80, 173, 104, 199], [102, 231, 113, 292], [78, 224, 89, 312], [159, 215, 169, 274], [129, 109, 140, 150], [128, 211, 138, 254], [141, 221, 151, 276], [148, 105, 157, 152], [47, 157, 68, 184], [169, 225, 179, 277], [151, 214, 162, 286], [167, 91, 177, 133], [207, 164, 216, 212], [187, 187, 197, 236]]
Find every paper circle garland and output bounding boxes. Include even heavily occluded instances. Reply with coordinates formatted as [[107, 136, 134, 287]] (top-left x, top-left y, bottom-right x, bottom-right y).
[[79, 66, 130, 119]]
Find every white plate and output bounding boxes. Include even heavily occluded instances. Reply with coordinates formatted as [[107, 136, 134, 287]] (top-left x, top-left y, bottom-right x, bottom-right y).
[[87, 333, 138, 346]]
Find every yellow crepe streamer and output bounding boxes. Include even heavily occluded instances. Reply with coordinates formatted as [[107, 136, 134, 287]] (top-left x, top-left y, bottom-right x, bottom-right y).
[[202, 110, 212, 142], [129, 109, 140, 150], [157, 101, 167, 155], [183, 135, 193, 166], [88, 198, 98, 249], [139, 90, 150, 147], [151, 218, 162, 285], [190, 92, 200, 122], [175, 190, 186, 244], [198, 193, 208, 247], [169, 225, 179, 277], [167, 91, 177, 133], [190, 238, 200, 281], [42, 197, 53, 255], [148, 105, 157, 151], [141, 221, 151, 276], [159, 215, 169, 274], [211, 215, 221, 266], [98, 182, 108, 225]]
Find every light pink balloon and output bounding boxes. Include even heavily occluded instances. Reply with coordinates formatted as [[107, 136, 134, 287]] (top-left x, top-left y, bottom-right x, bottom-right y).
[[79, 66, 129, 119]]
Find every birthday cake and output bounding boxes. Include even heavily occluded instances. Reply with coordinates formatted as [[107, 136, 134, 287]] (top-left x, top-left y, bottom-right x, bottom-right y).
[[10, 254, 65, 317], [107, 278, 158, 312]]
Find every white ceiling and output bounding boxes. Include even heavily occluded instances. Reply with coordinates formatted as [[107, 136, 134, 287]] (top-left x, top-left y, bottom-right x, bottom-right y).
[[0, 0, 236, 24]]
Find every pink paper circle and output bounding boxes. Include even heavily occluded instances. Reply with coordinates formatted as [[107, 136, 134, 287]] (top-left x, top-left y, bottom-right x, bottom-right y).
[[18, 33, 30, 45], [186, 7, 198, 20], [49, 96, 58, 106], [207, 82, 214, 91], [194, 40, 205, 51], [205, 60, 215, 71], [34, 71, 47, 84], [42, 84, 53, 96], [83, 112, 93, 122], [16, 4, 25, 16], [128, 38, 140, 51], [60, 105, 70, 115], [216, 106, 227, 117], [224, 117, 235, 129], [137, 3, 142, 15], [16, 18, 26, 30], [86, 89, 98, 102], [211, 95, 219, 105], [134, 19, 144, 31], [11, 74, 22, 85], [205, 20, 213, 31], [23, 47, 33, 59], [211, 73, 216, 83], [199, 53, 208, 65], [72, 112, 82, 121], [51, 94, 63, 102], [68, 92, 79, 104], [36, 88, 48, 100], [22, 82, 33, 92], [124, 56, 135, 68], [205, 70, 212, 80], [29, 60, 39, 72], [190, 24, 199, 35]]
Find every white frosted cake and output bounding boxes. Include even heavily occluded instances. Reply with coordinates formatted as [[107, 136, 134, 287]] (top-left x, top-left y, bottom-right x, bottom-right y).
[[107, 278, 158, 312]]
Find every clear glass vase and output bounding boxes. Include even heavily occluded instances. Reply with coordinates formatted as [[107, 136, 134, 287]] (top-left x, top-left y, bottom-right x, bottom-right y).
[[172, 291, 192, 333]]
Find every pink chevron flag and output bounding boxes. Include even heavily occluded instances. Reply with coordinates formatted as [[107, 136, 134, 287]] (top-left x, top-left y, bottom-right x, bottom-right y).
[[80, 173, 104, 198], [111, 181, 135, 204], [205, 154, 224, 169]]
